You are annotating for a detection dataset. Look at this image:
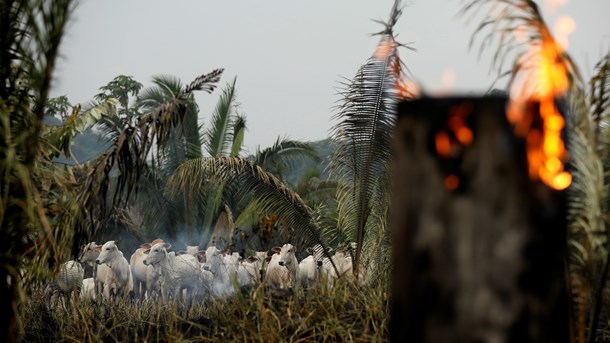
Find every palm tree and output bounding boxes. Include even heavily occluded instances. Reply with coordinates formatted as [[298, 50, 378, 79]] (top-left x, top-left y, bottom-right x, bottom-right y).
[[329, 0, 414, 276], [77, 68, 224, 246]]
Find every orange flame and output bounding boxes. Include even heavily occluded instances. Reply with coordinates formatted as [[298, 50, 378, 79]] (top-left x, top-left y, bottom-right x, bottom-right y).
[[373, 35, 419, 100], [508, 29, 571, 190], [435, 131, 452, 157], [444, 174, 460, 190]]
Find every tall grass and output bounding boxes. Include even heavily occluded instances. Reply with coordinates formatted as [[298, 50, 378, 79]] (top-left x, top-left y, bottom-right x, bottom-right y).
[[20, 277, 390, 342]]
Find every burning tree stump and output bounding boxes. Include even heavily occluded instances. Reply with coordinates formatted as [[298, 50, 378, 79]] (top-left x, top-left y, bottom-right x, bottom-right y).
[[390, 96, 569, 343]]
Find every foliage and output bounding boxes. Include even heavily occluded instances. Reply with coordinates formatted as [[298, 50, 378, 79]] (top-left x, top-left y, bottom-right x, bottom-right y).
[[78, 68, 224, 247], [253, 137, 321, 183], [329, 0, 413, 275], [45, 95, 72, 121], [95, 75, 143, 118], [0, 0, 78, 341], [42, 99, 119, 161], [165, 156, 330, 252]]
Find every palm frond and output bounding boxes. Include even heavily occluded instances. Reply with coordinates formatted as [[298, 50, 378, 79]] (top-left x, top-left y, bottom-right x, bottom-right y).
[[293, 166, 338, 206], [183, 68, 224, 95], [138, 74, 202, 161], [204, 77, 238, 157], [230, 113, 247, 157], [253, 137, 322, 181], [165, 157, 334, 257], [590, 51, 610, 152], [329, 0, 408, 274]]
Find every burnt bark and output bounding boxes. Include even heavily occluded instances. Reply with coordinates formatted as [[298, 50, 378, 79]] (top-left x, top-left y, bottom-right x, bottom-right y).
[[390, 96, 569, 343]]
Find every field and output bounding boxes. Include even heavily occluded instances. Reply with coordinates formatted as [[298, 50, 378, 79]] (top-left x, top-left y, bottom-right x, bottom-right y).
[[20, 278, 389, 342]]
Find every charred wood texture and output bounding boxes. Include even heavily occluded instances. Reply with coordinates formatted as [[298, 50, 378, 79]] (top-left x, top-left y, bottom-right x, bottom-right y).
[[390, 96, 568, 343]]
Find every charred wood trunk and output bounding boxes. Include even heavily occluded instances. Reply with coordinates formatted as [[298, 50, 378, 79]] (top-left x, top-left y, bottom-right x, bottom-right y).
[[390, 96, 569, 343]]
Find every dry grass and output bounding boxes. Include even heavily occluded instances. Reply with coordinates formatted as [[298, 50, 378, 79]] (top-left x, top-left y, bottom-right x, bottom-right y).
[[19, 278, 390, 342]]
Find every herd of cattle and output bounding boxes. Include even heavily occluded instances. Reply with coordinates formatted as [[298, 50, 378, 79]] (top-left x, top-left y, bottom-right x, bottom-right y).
[[44, 239, 363, 307]]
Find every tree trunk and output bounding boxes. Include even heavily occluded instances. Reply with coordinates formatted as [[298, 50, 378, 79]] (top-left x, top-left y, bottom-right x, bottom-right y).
[[390, 96, 569, 343]]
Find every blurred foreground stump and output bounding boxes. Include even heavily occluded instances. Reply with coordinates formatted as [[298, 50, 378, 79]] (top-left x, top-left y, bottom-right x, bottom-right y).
[[390, 96, 569, 343]]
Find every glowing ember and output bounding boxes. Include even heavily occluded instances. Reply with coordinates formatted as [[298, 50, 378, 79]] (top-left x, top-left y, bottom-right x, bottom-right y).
[[508, 28, 571, 190], [444, 174, 460, 190], [374, 39, 397, 60], [435, 131, 452, 157]]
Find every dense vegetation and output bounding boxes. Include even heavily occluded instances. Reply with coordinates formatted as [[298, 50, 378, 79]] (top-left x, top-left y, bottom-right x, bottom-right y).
[[1, 0, 609, 342]]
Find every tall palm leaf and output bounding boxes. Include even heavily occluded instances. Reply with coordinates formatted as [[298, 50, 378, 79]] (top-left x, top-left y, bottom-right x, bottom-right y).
[[230, 113, 247, 157], [329, 0, 411, 275], [204, 77, 240, 158]]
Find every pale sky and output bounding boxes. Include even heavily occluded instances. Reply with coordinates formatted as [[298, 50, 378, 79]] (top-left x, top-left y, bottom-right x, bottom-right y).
[[52, 0, 610, 154]]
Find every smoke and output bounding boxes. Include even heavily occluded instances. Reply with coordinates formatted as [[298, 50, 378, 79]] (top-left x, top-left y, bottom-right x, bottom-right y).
[[554, 16, 576, 50], [544, 0, 568, 13]]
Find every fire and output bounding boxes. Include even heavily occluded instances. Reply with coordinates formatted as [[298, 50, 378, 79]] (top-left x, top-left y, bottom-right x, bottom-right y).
[[508, 28, 572, 190], [435, 131, 451, 157], [444, 174, 460, 190], [435, 102, 474, 191], [374, 39, 396, 60]]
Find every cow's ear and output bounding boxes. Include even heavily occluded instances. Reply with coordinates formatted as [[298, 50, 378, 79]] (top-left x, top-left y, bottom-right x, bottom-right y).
[[265, 256, 272, 262], [291, 245, 297, 253], [140, 243, 151, 250], [94, 245, 102, 252], [247, 256, 258, 263], [163, 243, 171, 251], [271, 247, 281, 255], [143, 249, 151, 255]]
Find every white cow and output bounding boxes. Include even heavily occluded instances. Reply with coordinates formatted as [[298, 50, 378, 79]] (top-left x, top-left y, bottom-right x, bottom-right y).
[[78, 242, 111, 297], [143, 242, 203, 306], [299, 245, 333, 288], [130, 239, 165, 300], [266, 243, 299, 290], [319, 249, 356, 287], [96, 241, 132, 299], [238, 251, 269, 286], [203, 246, 239, 297]]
